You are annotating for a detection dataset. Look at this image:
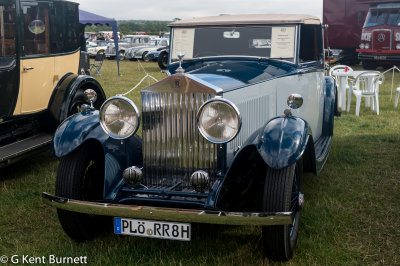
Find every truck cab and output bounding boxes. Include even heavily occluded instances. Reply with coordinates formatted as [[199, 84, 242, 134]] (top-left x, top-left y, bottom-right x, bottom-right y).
[[357, 2, 400, 69]]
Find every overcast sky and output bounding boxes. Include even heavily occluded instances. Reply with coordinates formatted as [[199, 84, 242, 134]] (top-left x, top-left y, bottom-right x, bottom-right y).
[[71, 0, 323, 21]]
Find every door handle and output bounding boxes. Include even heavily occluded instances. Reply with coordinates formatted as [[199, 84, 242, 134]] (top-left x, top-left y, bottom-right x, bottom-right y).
[[23, 66, 34, 71]]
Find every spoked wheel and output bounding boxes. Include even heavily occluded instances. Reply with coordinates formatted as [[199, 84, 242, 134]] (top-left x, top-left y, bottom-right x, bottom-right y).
[[55, 143, 110, 241], [262, 159, 303, 261]]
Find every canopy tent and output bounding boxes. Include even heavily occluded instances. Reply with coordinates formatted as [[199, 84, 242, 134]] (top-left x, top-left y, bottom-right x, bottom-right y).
[[79, 9, 120, 75]]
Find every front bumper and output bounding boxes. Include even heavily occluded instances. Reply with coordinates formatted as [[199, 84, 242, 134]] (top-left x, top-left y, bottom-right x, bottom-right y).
[[357, 49, 400, 61], [42, 192, 292, 226]]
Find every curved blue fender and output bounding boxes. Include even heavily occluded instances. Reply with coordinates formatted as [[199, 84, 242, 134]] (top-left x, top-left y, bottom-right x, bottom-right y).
[[52, 110, 106, 157], [215, 115, 312, 210], [258, 116, 311, 169], [237, 115, 312, 170], [52, 110, 143, 200]]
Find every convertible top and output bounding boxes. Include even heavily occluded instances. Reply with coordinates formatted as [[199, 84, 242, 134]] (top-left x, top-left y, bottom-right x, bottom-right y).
[[169, 14, 321, 27]]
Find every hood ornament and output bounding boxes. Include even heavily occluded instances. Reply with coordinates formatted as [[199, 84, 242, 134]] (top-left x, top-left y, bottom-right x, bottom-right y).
[[176, 52, 185, 74]]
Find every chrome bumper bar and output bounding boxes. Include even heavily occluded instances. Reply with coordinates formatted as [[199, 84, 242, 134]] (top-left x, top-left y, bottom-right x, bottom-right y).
[[42, 192, 292, 226]]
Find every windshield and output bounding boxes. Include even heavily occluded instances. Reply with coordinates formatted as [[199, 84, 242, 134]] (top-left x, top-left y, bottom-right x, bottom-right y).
[[364, 9, 388, 28], [171, 26, 297, 63], [97, 41, 107, 46], [387, 10, 400, 26], [0, 4, 16, 67]]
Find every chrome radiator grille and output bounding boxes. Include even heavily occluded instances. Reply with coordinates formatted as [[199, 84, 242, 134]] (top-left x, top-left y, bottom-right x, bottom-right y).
[[141, 91, 218, 189]]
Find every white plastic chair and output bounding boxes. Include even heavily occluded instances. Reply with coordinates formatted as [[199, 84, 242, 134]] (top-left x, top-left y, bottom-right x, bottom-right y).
[[329, 65, 353, 110], [395, 87, 400, 108], [347, 71, 384, 116]]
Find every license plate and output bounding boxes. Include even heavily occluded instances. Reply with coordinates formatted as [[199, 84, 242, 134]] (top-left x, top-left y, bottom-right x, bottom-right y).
[[114, 218, 191, 241]]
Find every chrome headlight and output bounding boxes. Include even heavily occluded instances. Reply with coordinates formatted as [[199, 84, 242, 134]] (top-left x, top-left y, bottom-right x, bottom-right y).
[[197, 98, 241, 143], [360, 43, 365, 49], [365, 43, 370, 49], [99, 96, 140, 139], [396, 43, 400, 50]]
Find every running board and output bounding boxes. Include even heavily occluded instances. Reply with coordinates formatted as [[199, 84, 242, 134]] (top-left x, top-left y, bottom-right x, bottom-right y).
[[0, 133, 53, 167], [314, 135, 332, 174]]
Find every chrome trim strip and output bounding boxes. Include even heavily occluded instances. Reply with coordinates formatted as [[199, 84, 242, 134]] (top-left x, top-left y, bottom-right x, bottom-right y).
[[42, 192, 293, 226]]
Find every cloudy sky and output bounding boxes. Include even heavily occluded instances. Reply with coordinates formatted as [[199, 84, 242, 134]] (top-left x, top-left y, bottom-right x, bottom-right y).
[[71, 0, 323, 21]]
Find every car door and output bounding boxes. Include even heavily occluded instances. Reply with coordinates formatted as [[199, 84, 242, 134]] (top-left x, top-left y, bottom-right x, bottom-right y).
[[16, 1, 54, 114]]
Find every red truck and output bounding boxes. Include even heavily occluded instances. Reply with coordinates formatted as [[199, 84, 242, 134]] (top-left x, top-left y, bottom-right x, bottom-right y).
[[357, 2, 400, 69], [324, 0, 400, 68]]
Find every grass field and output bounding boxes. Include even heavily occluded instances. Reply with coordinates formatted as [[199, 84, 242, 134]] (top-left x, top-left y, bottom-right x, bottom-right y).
[[1, 60, 400, 265]]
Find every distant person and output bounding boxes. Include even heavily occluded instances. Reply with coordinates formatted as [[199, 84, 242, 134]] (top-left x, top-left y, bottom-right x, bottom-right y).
[[97, 33, 105, 40]]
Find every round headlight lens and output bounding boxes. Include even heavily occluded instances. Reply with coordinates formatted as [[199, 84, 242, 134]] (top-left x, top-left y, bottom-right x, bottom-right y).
[[365, 43, 370, 49], [99, 96, 140, 139], [360, 43, 365, 49], [197, 98, 241, 143], [396, 44, 400, 50]]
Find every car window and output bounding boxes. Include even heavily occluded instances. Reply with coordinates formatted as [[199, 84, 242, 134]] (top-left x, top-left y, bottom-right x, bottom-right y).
[[21, 2, 50, 55], [51, 2, 80, 53], [0, 3, 16, 62], [171, 26, 297, 63], [299, 25, 323, 63]]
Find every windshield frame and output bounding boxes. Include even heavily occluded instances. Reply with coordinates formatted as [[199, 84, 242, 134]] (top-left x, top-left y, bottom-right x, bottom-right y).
[[364, 8, 389, 28], [169, 24, 299, 65]]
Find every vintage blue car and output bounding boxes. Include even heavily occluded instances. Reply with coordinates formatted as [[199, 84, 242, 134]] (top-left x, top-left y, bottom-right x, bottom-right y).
[[43, 14, 337, 261]]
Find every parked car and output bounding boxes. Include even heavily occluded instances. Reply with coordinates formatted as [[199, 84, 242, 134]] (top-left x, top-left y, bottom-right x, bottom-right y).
[[86, 40, 109, 57], [144, 49, 162, 62], [0, 0, 105, 168], [43, 14, 337, 261], [105, 35, 151, 59], [124, 38, 169, 61]]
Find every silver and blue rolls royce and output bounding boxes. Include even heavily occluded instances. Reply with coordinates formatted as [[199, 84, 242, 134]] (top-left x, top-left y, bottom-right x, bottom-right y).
[[43, 14, 337, 261]]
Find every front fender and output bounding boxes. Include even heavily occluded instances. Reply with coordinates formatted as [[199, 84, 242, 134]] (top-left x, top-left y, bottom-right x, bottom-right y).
[[52, 110, 143, 201], [239, 115, 311, 170], [52, 110, 107, 157], [215, 116, 311, 211], [258, 116, 311, 169]]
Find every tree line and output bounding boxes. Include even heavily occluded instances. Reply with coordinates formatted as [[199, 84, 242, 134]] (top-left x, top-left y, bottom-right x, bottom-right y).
[[85, 20, 172, 35]]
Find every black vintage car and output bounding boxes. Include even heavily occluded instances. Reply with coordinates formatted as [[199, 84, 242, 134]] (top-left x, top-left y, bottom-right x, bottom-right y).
[[0, 0, 105, 167]]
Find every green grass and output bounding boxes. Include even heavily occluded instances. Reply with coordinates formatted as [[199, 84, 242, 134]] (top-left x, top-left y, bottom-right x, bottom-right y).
[[1, 60, 400, 265]]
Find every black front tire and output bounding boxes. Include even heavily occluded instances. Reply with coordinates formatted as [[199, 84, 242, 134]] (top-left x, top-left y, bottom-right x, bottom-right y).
[[142, 51, 148, 61], [262, 159, 303, 261], [55, 143, 110, 241], [119, 51, 125, 60], [362, 60, 377, 70]]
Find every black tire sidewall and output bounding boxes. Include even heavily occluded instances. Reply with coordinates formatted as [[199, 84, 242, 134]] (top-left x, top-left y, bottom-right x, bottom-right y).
[[262, 159, 303, 261], [55, 144, 107, 241]]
